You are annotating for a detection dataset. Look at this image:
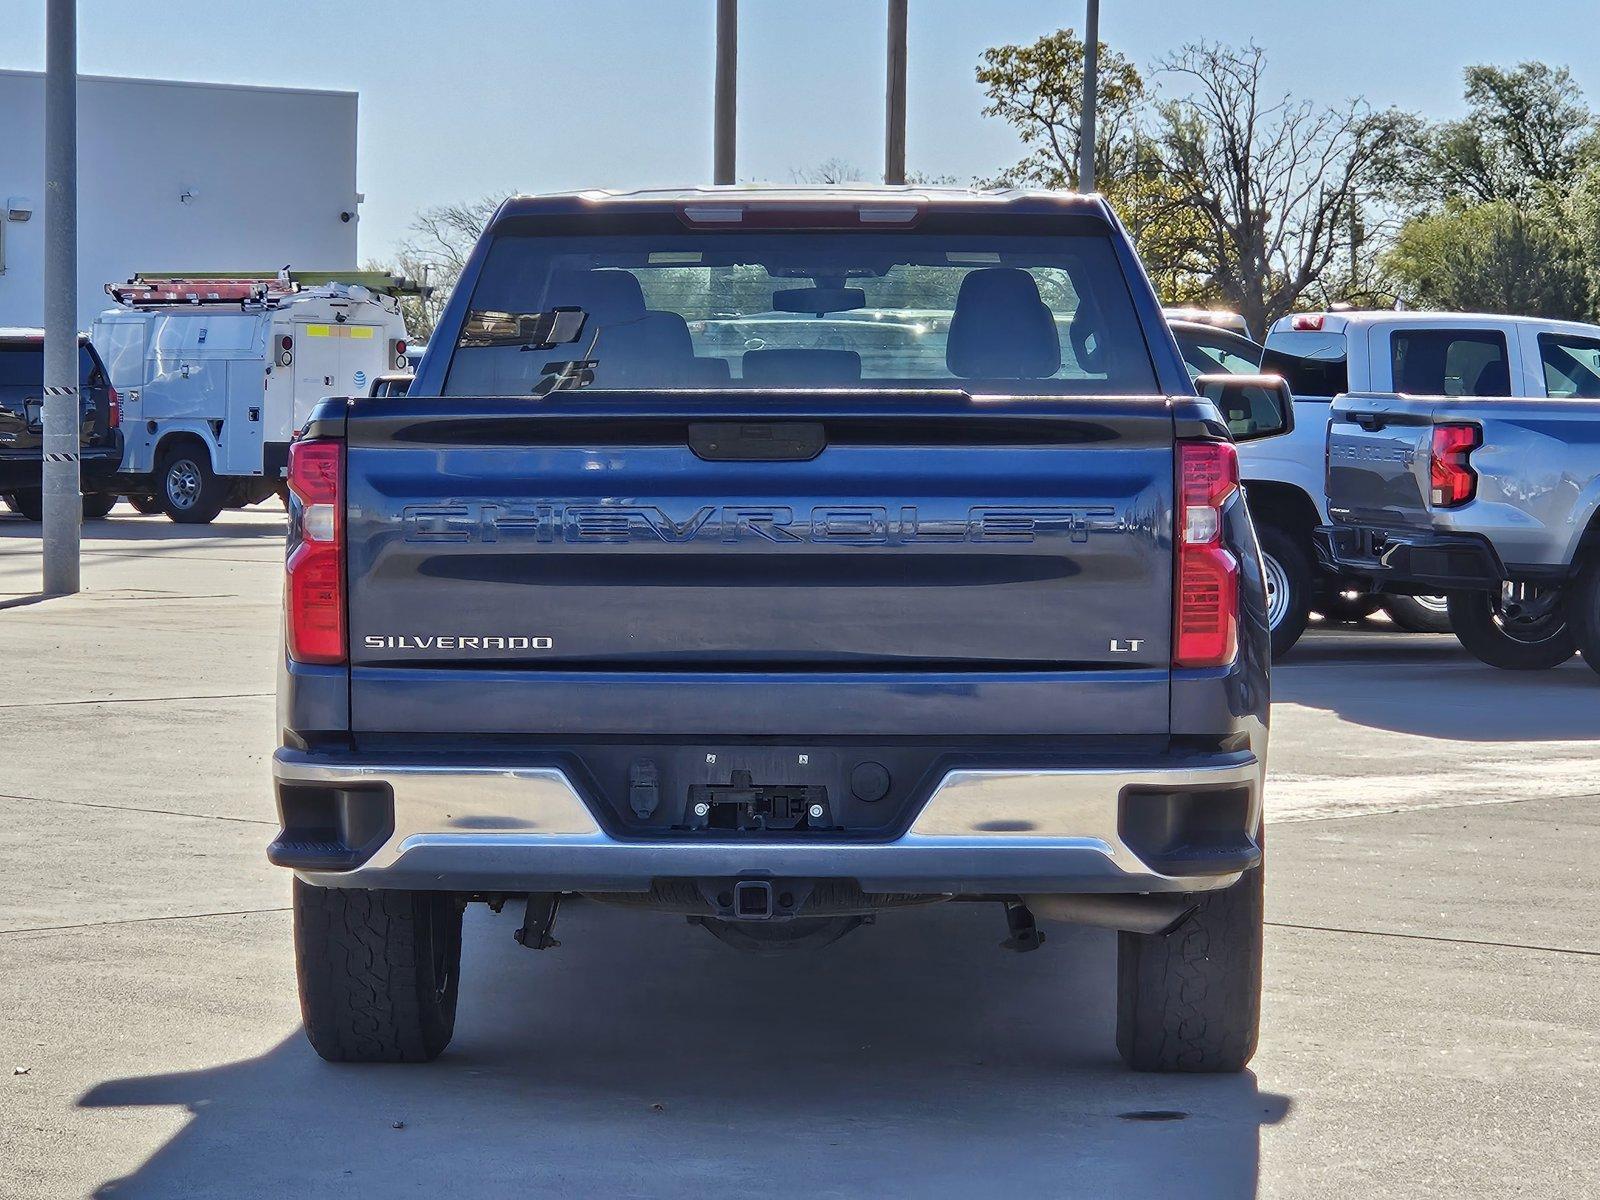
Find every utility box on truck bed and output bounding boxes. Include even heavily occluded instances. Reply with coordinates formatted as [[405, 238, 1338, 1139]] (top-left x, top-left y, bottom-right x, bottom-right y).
[[92, 272, 413, 522]]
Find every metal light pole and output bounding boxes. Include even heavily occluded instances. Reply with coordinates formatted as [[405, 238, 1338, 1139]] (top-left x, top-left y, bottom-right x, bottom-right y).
[[44, 0, 81, 595], [1078, 0, 1099, 192], [713, 0, 737, 184], [884, 0, 908, 185]]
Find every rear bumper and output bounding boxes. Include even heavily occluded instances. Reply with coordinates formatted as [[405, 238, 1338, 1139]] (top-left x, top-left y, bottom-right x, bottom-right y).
[[0, 446, 123, 494], [1315, 523, 1506, 593], [270, 747, 1263, 895]]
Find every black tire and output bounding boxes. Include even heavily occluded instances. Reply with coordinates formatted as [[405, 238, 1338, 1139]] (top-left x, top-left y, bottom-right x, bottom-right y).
[[1567, 560, 1600, 681], [1117, 853, 1263, 1073], [127, 494, 162, 515], [9, 489, 43, 522], [81, 492, 118, 520], [156, 442, 227, 524], [1258, 525, 1311, 659], [1381, 594, 1453, 633], [293, 879, 462, 1063], [1316, 591, 1381, 623], [1447, 587, 1575, 670]]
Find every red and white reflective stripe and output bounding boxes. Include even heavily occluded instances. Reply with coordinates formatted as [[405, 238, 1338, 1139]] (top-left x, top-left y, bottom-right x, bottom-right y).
[[285, 439, 345, 665], [1174, 441, 1240, 668]]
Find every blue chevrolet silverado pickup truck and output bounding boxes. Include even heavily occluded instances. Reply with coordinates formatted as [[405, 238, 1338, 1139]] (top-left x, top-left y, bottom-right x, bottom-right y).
[[270, 187, 1291, 1072]]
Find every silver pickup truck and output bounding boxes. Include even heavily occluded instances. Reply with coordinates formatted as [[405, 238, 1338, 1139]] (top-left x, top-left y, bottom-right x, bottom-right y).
[[1317, 386, 1600, 676]]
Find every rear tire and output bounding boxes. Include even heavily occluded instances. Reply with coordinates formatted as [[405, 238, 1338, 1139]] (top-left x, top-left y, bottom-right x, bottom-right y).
[[81, 492, 117, 520], [1258, 525, 1311, 659], [1316, 591, 1381, 623], [1116, 853, 1263, 1073], [1447, 586, 1575, 670], [9, 489, 43, 522], [1567, 560, 1600, 681], [156, 443, 226, 524], [294, 880, 462, 1063], [1382, 594, 1453, 633]]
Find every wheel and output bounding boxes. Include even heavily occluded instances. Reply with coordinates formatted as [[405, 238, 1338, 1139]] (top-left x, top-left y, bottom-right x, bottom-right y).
[[9, 489, 43, 522], [1382, 594, 1453, 633], [1257, 525, 1311, 659], [1316, 590, 1381, 623], [1117, 852, 1263, 1073], [81, 492, 118, 520], [156, 443, 227, 524], [0, 493, 13, 514], [1447, 585, 1575, 670], [293, 879, 462, 1063], [127, 494, 162, 515], [1567, 559, 1600, 681]]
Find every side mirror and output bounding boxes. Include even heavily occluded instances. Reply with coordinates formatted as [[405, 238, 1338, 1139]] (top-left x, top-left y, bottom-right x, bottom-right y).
[[1195, 374, 1295, 443], [367, 373, 414, 399]]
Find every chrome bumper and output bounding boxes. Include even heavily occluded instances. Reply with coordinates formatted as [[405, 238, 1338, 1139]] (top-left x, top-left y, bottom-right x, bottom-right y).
[[272, 749, 1262, 895]]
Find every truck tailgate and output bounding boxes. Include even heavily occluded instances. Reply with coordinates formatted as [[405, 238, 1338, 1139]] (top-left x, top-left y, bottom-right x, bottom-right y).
[[342, 393, 1177, 735], [1325, 393, 1442, 526]]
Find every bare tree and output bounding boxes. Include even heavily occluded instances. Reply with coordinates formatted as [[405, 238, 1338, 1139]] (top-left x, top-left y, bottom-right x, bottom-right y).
[[1148, 43, 1392, 332], [382, 196, 505, 341]]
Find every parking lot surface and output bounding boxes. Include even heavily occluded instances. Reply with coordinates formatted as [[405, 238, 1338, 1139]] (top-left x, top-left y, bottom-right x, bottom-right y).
[[2, 507, 1597, 1199]]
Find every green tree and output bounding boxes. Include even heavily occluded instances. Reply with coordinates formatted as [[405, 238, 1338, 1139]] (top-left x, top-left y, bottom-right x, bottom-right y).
[[975, 29, 1210, 300], [1385, 63, 1598, 210], [1384, 201, 1591, 318]]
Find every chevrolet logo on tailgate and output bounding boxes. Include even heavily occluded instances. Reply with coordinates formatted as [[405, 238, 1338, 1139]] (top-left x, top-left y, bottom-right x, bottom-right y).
[[402, 503, 1122, 545]]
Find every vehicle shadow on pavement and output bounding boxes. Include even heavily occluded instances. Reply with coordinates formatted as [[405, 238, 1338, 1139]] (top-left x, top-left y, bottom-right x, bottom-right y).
[[0, 513, 285, 541], [79, 902, 1288, 1198], [1275, 635, 1600, 740]]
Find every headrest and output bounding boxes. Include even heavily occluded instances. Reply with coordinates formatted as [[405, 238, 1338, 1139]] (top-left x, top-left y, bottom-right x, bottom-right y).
[[945, 267, 1061, 379], [546, 269, 647, 324], [742, 348, 863, 386]]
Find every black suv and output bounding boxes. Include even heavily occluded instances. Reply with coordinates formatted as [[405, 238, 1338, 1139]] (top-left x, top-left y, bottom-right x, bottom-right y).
[[0, 332, 123, 520]]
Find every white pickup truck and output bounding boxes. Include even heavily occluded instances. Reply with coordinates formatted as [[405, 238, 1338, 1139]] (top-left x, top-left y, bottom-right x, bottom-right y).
[[1237, 309, 1600, 655]]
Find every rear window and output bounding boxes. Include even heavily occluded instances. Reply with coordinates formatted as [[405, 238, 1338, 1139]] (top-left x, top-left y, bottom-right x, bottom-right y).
[[1391, 329, 1510, 397], [0, 344, 99, 387], [1260, 331, 1347, 399], [444, 227, 1159, 396]]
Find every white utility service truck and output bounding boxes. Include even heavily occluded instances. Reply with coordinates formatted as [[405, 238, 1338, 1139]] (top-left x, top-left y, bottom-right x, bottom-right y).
[[92, 272, 415, 522]]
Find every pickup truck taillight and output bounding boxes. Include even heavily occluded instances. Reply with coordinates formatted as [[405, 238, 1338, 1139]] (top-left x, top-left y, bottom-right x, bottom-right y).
[[107, 385, 121, 429], [1429, 423, 1479, 508], [1174, 441, 1240, 668], [286, 439, 345, 665]]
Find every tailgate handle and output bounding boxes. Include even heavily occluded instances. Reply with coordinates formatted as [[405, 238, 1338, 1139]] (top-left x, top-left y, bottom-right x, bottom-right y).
[[688, 422, 825, 462], [1352, 412, 1389, 431]]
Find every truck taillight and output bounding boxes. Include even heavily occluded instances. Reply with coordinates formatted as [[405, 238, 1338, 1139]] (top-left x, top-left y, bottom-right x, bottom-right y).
[[107, 385, 120, 428], [390, 338, 407, 370], [1430, 423, 1479, 508], [1174, 441, 1240, 668], [286, 439, 344, 665]]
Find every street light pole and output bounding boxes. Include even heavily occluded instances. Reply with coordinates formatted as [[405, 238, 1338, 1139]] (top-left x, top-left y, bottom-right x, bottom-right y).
[[713, 0, 737, 185], [1078, 0, 1099, 193], [884, 0, 908, 185], [44, 0, 80, 595]]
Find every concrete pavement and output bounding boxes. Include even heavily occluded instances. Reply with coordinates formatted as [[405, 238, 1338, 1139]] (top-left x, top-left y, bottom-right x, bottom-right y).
[[1, 506, 1596, 1199]]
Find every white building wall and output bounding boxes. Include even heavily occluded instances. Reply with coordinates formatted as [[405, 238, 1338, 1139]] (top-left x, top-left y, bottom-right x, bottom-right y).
[[0, 70, 358, 328]]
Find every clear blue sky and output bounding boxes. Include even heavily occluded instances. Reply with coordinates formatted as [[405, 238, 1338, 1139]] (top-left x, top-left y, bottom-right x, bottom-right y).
[[3, 0, 1597, 259]]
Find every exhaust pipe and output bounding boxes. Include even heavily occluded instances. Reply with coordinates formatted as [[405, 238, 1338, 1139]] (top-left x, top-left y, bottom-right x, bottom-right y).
[[1023, 893, 1195, 936]]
